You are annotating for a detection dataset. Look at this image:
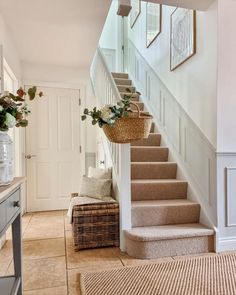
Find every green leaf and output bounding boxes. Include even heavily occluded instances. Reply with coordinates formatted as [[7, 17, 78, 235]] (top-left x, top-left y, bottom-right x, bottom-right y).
[[17, 119, 28, 127], [92, 119, 97, 125], [81, 115, 87, 121], [28, 86, 37, 100], [84, 108, 89, 115]]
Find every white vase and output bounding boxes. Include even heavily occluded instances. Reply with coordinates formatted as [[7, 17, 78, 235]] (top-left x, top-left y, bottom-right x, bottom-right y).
[[0, 131, 14, 186]]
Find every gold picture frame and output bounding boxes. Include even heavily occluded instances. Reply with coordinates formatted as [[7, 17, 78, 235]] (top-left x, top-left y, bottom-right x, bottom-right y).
[[146, 3, 162, 48], [170, 8, 196, 71], [130, 0, 141, 28]]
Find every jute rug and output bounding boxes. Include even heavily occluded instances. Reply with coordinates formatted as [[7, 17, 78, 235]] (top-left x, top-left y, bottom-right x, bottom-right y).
[[79, 254, 236, 295]]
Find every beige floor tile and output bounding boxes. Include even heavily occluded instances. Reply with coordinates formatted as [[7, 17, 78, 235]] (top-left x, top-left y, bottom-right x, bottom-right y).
[[28, 211, 64, 226], [23, 256, 67, 291], [22, 213, 33, 224], [23, 238, 65, 260], [23, 222, 64, 241], [23, 285, 67, 295], [65, 231, 123, 269], [64, 215, 72, 231], [172, 252, 217, 260], [119, 251, 173, 266], [0, 240, 13, 276], [31, 211, 64, 218]]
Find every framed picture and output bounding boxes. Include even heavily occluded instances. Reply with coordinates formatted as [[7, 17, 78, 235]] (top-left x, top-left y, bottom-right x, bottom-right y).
[[170, 8, 196, 71], [146, 3, 162, 48], [130, 0, 141, 28]]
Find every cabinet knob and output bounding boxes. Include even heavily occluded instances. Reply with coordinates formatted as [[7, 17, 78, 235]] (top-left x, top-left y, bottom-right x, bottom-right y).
[[100, 160, 105, 164], [13, 201, 20, 208]]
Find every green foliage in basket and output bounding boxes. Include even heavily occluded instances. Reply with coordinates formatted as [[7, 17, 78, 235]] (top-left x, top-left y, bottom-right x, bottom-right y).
[[81, 90, 140, 128]]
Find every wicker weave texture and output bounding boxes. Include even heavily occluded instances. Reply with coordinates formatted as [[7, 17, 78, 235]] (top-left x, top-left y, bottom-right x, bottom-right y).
[[72, 202, 120, 251], [102, 105, 153, 143]]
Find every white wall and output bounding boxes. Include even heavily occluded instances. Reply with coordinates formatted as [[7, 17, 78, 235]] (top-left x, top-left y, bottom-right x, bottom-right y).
[[22, 62, 89, 88], [0, 15, 21, 80], [128, 2, 217, 147], [99, 0, 118, 50], [217, 0, 236, 152]]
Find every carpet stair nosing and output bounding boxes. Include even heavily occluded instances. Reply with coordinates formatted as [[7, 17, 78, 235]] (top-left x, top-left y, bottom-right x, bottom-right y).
[[125, 223, 215, 242]]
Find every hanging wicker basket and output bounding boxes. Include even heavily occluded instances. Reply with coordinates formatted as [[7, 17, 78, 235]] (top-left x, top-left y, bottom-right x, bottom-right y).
[[102, 102, 153, 144]]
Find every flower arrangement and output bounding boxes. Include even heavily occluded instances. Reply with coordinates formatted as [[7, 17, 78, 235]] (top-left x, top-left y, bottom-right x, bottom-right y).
[[0, 86, 43, 131], [81, 91, 140, 128]]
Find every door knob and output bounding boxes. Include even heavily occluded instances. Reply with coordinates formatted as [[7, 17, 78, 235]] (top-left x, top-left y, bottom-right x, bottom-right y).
[[25, 154, 37, 159]]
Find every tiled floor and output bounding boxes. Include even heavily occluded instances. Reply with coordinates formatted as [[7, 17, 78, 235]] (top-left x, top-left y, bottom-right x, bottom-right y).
[[0, 211, 217, 294]]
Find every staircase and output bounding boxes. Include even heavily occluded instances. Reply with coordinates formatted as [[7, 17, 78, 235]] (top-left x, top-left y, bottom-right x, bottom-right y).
[[112, 72, 215, 259]]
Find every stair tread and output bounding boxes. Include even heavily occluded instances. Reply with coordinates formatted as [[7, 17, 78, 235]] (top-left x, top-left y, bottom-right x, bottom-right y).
[[125, 223, 214, 242], [132, 199, 198, 207], [120, 91, 140, 96], [114, 78, 131, 82], [132, 179, 187, 184], [112, 72, 128, 77]]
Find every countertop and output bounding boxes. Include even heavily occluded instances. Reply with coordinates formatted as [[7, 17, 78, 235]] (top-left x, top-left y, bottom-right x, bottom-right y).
[[0, 177, 26, 203]]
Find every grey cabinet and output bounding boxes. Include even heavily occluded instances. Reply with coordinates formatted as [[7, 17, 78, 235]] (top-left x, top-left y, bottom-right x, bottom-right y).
[[0, 178, 24, 295]]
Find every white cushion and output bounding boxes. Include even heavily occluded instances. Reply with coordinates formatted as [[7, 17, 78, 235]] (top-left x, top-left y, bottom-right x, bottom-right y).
[[80, 176, 112, 200], [88, 167, 112, 179]]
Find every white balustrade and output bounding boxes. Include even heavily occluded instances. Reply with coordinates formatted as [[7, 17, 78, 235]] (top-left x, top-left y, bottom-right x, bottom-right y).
[[90, 47, 131, 251]]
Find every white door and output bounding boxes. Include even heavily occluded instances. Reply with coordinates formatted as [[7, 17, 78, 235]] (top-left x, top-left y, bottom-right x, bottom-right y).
[[26, 86, 81, 212]]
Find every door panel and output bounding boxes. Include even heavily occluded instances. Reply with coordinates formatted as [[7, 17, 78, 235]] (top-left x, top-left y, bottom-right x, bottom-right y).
[[26, 87, 81, 211]]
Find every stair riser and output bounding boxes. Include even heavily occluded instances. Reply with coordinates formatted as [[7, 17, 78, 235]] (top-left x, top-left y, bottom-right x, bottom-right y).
[[131, 163, 177, 179], [131, 182, 188, 201], [131, 148, 168, 162], [112, 72, 129, 79], [120, 93, 140, 101], [126, 235, 214, 259], [117, 85, 136, 93], [114, 78, 132, 86], [132, 204, 200, 227], [131, 103, 144, 111], [131, 134, 161, 146]]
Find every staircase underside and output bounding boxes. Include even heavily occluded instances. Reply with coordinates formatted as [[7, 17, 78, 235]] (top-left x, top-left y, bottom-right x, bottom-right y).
[[112, 72, 215, 259]]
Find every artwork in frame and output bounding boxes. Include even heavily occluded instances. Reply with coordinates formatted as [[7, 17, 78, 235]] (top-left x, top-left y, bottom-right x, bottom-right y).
[[170, 8, 196, 71], [146, 3, 162, 48], [130, 0, 141, 28]]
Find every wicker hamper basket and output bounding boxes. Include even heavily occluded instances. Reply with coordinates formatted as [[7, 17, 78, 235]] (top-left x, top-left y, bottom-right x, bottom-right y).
[[72, 202, 119, 251], [102, 102, 153, 143]]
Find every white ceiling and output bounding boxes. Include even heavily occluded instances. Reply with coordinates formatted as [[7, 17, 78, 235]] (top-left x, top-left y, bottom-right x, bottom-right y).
[[0, 0, 111, 68]]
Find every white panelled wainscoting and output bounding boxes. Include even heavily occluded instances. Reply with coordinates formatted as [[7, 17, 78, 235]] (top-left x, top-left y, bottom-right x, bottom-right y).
[[127, 39, 218, 241], [216, 153, 236, 251]]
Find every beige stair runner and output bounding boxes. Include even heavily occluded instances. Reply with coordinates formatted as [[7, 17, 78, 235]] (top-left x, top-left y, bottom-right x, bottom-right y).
[[112, 72, 214, 259]]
